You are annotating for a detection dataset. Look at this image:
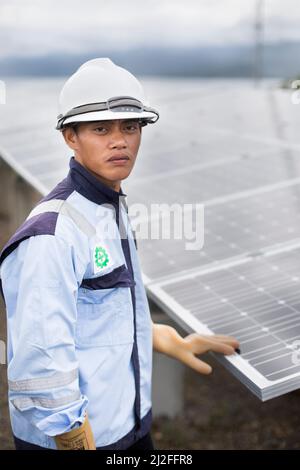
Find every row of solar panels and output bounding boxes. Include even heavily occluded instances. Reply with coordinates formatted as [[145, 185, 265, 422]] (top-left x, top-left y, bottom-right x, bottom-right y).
[[1, 78, 300, 399]]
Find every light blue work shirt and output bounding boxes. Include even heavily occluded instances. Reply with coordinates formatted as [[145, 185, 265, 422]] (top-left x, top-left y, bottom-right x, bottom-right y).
[[0, 156, 153, 449]]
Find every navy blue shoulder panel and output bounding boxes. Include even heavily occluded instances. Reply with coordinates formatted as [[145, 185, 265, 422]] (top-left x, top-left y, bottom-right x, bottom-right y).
[[39, 174, 74, 203], [0, 174, 75, 267], [0, 212, 58, 266]]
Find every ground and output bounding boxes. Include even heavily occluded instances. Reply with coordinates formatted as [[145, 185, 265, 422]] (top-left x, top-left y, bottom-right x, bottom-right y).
[[152, 354, 300, 449]]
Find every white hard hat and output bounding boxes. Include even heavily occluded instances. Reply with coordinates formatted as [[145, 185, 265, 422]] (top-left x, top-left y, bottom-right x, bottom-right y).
[[56, 58, 159, 130]]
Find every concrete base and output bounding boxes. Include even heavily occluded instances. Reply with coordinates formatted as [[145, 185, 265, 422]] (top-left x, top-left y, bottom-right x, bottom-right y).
[[151, 304, 186, 419]]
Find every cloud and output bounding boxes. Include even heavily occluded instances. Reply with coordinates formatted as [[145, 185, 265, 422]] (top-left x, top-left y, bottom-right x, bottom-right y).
[[0, 0, 300, 58]]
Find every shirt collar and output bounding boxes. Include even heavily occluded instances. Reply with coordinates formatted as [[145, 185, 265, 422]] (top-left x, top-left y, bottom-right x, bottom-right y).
[[68, 156, 127, 206]]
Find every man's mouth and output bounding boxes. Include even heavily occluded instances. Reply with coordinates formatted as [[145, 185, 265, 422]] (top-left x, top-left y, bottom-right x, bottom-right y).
[[108, 155, 129, 161], [107, 155, 130, 164]]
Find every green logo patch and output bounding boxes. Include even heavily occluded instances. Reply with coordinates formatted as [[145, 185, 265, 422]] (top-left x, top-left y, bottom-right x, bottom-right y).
[[94, 246, 109, 269]]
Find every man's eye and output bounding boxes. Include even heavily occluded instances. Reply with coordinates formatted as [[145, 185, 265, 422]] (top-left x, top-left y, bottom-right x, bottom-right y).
[[126, 124, 139, 132], [94, 127, 107, 133]]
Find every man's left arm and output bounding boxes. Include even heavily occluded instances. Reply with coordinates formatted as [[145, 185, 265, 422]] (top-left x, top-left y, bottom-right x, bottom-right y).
[[152, 322, 239, 374]]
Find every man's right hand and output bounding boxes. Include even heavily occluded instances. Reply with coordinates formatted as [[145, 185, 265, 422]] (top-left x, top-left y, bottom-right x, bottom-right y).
[[54, 413, 96, 450]]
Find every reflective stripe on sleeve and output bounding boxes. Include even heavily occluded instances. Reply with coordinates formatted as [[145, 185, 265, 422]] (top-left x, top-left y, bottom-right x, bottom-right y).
[[11, 391, 81, 410], [8, 368, 78, 392]]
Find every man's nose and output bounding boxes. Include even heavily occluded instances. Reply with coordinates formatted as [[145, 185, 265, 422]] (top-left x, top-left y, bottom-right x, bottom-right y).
[[109, 126, 127, 148]]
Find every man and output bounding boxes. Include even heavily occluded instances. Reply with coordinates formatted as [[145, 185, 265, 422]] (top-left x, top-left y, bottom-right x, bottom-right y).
[[0, 58, 239, 450]]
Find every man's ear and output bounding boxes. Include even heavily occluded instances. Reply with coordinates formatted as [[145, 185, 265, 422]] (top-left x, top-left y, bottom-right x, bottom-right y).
[[61, 126, 78, 151]]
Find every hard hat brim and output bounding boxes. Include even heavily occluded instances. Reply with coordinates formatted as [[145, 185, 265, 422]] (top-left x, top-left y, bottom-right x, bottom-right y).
[[62, 110, 157, 126]]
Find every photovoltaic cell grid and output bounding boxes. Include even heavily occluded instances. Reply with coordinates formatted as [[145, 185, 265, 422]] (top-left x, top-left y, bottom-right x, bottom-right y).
[[128, 152, 300, 207], [162, 249, 300, 382], [1, 78, 300, 399], [134, 183, 300, 281]]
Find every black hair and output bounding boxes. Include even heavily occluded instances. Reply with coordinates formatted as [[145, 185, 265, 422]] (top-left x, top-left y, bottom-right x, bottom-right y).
[[62, 119, 147, 133], [62, 123, 79, 134]]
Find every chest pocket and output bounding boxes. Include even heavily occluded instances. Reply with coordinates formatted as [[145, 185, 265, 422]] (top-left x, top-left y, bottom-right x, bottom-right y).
[[75, 264, 135, 347]]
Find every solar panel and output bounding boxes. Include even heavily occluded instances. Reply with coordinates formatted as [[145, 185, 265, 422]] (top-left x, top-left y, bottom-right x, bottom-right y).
[[128, 182, 300, 281], [128, 152, 300, 208], [146, 245, 300, 400], [1, 78, 300, 400]]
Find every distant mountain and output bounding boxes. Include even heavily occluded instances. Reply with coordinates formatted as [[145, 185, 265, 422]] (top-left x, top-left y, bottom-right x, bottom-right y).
[[0, 42, 299, 78]]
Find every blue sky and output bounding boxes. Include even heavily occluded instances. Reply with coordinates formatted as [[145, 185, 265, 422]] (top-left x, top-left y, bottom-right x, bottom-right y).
[[0, 0, 300, 59]]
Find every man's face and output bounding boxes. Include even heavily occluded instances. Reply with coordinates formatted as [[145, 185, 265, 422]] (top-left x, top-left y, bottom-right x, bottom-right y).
[[62, 119, 142, 191]]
